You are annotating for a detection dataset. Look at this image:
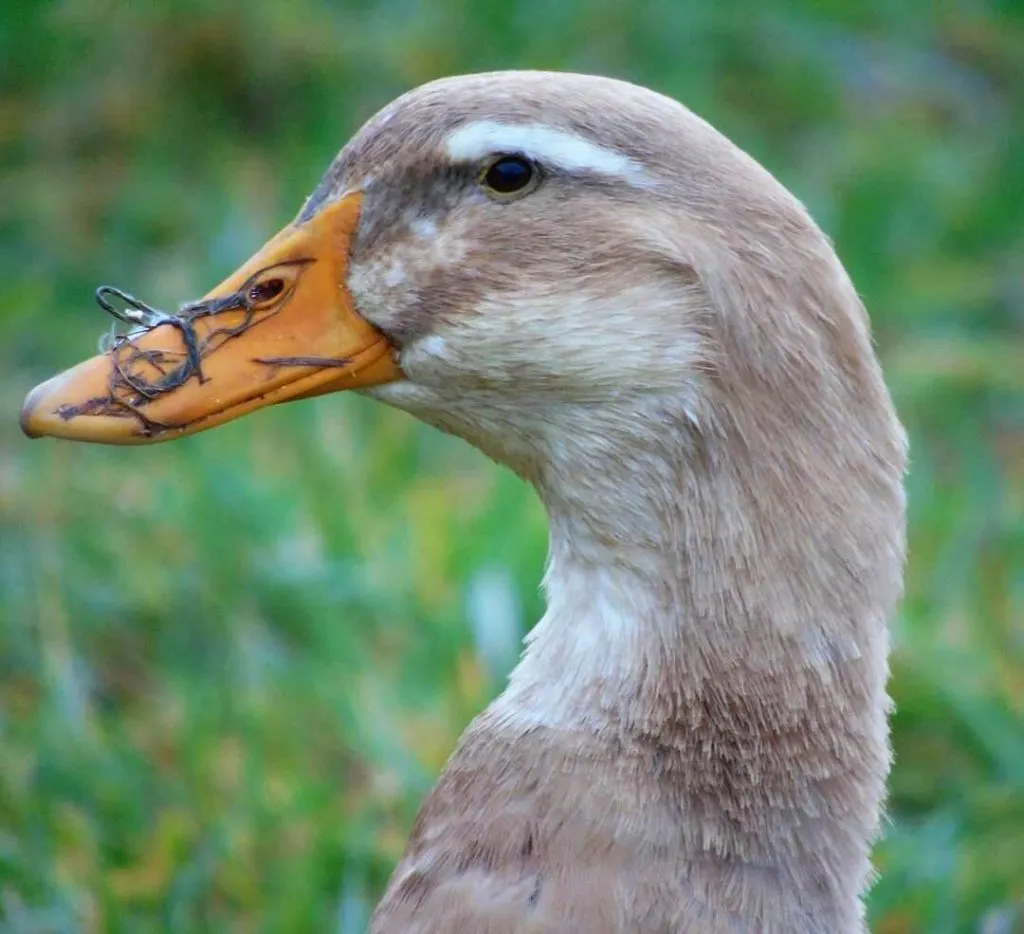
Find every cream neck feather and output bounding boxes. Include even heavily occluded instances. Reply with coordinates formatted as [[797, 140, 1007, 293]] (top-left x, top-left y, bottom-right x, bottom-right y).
[[485, 375, 901, 929], [501, 396, 889, 721]]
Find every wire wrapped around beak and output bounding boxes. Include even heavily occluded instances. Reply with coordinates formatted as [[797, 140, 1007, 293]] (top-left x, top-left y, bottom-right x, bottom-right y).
[[21, 193, 401, 445]]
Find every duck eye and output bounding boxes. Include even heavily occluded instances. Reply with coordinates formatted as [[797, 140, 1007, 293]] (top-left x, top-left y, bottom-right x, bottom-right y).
[[247, 277, 285, 307], [481, 156, 536, 196]]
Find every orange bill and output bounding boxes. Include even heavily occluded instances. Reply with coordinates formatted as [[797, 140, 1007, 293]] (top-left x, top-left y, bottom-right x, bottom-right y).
[[20, 193, 401, 445]]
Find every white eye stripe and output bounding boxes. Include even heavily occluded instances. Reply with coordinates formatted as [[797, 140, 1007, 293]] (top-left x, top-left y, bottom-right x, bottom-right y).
[[444, 120, 650, 187]]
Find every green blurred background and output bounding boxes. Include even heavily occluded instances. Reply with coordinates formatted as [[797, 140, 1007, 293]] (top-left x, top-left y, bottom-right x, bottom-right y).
[[1, 0, 1022, 931]]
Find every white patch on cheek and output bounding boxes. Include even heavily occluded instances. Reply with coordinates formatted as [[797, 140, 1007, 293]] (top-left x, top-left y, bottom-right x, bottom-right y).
[[364, 380, 423, 407], [383, 261, 406, 288], [396, 334, 455, 387], [416, 334, 448, 359], [348, 217, 470, 334], [409, 216, 438, 240], [459, 280, 705, 394]]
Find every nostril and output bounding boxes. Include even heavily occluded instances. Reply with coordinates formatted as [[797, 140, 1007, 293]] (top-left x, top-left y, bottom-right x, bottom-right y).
[[247, 278, 285, 306]]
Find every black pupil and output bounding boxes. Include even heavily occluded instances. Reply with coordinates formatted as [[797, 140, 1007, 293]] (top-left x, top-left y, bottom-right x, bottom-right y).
[[484, 156, 533, 193], [248, 278, 284, 305]]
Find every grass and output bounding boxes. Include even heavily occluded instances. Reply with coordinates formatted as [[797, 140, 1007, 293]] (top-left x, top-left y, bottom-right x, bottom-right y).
[[1, 0, 1022, 931]]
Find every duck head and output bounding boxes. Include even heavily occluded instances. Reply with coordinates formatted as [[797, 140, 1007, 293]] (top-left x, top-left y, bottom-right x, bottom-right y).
[[22, 71, 902, 524], [23, 74, 713, 467]]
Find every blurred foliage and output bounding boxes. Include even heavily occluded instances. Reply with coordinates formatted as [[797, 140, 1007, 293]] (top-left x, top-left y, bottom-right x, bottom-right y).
[[1, 0, 1022, 931]]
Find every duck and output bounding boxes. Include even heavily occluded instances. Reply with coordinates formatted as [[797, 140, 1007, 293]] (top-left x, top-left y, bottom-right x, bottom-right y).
[[21, 70, 907, 933]]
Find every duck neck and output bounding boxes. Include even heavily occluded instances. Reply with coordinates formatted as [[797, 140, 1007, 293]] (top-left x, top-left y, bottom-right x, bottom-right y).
[[495, 400, 900, 926]]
